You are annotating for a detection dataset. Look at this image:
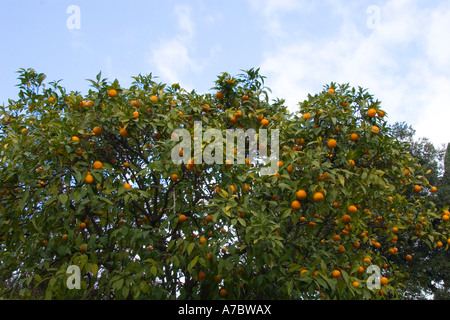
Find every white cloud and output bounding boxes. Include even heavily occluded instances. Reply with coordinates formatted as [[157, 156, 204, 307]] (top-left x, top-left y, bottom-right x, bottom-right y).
[[255, 0, 450, 147]]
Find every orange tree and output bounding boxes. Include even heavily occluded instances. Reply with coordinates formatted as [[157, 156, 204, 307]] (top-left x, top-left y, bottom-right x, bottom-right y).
[[0, 67, 449, 299]]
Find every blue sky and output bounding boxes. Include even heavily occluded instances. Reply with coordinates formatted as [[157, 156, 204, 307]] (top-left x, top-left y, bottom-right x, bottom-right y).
[[1, 0, 449, 147]]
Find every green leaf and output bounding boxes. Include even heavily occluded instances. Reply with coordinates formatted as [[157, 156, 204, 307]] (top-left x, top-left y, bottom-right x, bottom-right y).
[[59, 194, 68, 205]]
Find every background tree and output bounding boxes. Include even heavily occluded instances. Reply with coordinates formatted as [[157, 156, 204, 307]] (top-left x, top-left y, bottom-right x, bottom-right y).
[[0, 68, 449, 300], [389, 122, 449, 299]]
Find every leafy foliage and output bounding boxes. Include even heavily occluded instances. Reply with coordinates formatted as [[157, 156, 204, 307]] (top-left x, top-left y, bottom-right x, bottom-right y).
[[0, 68, 449, 300]]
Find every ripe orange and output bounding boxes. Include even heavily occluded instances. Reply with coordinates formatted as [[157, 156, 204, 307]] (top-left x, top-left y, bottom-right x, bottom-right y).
[[338, 245, 345, 253], [198, 271, 206, 280], [348, 205, 358, 214], [119, 128, 128, 137], [123, 162, 130, 168], [80, 244, 87, 252], [47, 97, 54, 103], [430, 186, 437, 193], [350, 133, 359, 142], [404, 169, 410, 176], [443, 215, 449, 221], [377, 110, 386, 118], [151, 95, 158, 102], [92, 126, 102, 135], [352, 281, 359, 287], [302, 113, 311, 121], [62, 234, 68, 241], [342, 214, 351, 224], [291, 200, 301, 210], [171, 174, 179, 182], [124, 183, 132, 189], [313, 192, 324, 203], [216, 91, 224, 99], [348, 159, 356, 167], [80, 222, 86, 229], [92, 161, 103, 170], [84, 174, 94, 184], [71, 136, 80, 142], [296, 190, 307, 201], [331, 270, 341, 278], [186, 159, 195, 171], [131, 100, 141, 108], [199, 237, 207, 245], [371, 126, 380, 135], [406, 254, 412, 261], [437, 241, 443, 248], [392, 227, 398, 234], [367, 108, 377, 118], [357, 266, 365, 274], [108, 89, 117, 97], [327, 139, 337, 149], [242, 95, 249, 101], [219, 288, 227, 297], [132, 111, 139, 119], [380, 277, 388, 286], [327, 88, 335, 94], [413, 185, 421, 193], [333, 234, 341, 242], [179, 214, 187, 223], [261, 119, 269, 127]]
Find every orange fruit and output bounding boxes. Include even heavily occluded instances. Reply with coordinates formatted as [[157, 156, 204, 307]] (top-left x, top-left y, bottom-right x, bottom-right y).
[[291, 200, 301, 210], [108, 89, 117, 97], [338, 245, 345, 253], [47, 97, 54, 103], [327, 88, 335, 94], [80, 222, 86, 229], [413, 185, 421, 193], [84, 174, 94, 184], [229, 185, 236, 193], [186, 159, 195, 171], [198, 271, 206, 280], [430, 186, 437, 193], [151, 95, 158, 102], [392, 227, 398, 234], [348, 159, 355, 167], [377, 110, 386, 118], [333, 235, 341, 242], [62, 234, 68, 241], [219, 288, 227, 297], [443, 215, 449, 221], [313, 192, 324, 203], [80, 244, 87, 252], [199, 237, 207, 245], [92, 161, 103, 170], [348, 205, 358, 214], [371, 126, 380, 135], [243, 184, 250, 191], [131, 100, 141, 108], [367, 108, 377, 118], [71, 136, 80, 142], [123, 162, 130, 168], [261, 119, 269, 127], [352, 281, 359, 287], [380, 277, 388, 286], [406, 254, 412, 261], [437, 241, 443, 248], [350, 133, 359, 142], [216, 91, 224, 99], [171, 174, 179, 182], [404, 169, 410, 175], [124, 183, 132, 189], [296, 190, 307, 201], [331, 270, 341, 278], [327, 139, 337, 149], [92, 126, 102, 135], [119, 128, 128, 137], [342, 214, 351, 224], [214, 275, 222, 282], [357, 266, 365, 274], [132, 111, 139, 118], [302, 113, 311, 121], [178, 214, 187, 223]]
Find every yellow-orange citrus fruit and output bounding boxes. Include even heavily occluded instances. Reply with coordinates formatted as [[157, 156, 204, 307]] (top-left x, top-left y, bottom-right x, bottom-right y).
[[198, 271, 206, 280], [353, 281, 359, 287], [350, 133, 359, 142], [92, 161, 103, 170], [327, 139, 337, 149], [199, 237, 207, 245], [406, 254, 412, 261], [348, 205, 358, 214], [261, 119, 269, 127], [71, 136, 80, 142], [219, 288, 227, 297], [413, 185, 421, 193], [291, 200, 301, 210], [151, 95, 158, 102], [367, 108, 377, 118], [296, 190, 307, 201], [216, 91, 224, 99], [92, 126, 102, 135], [332, 270, 341, 278], [328, 88, 335, 94], [342, 214, 351, 224], [178, 214, 187, 223], [84, 174, 94, 184], [371, 126, 380, 135], [380, 277, 389, 286], [108, 89, 117, 97], [124, 183, 132, 189], [430, 186, 437, 193], [313, 192, 324, 203], [119, 128, 128, 137], [171, 174, 179, 182]]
